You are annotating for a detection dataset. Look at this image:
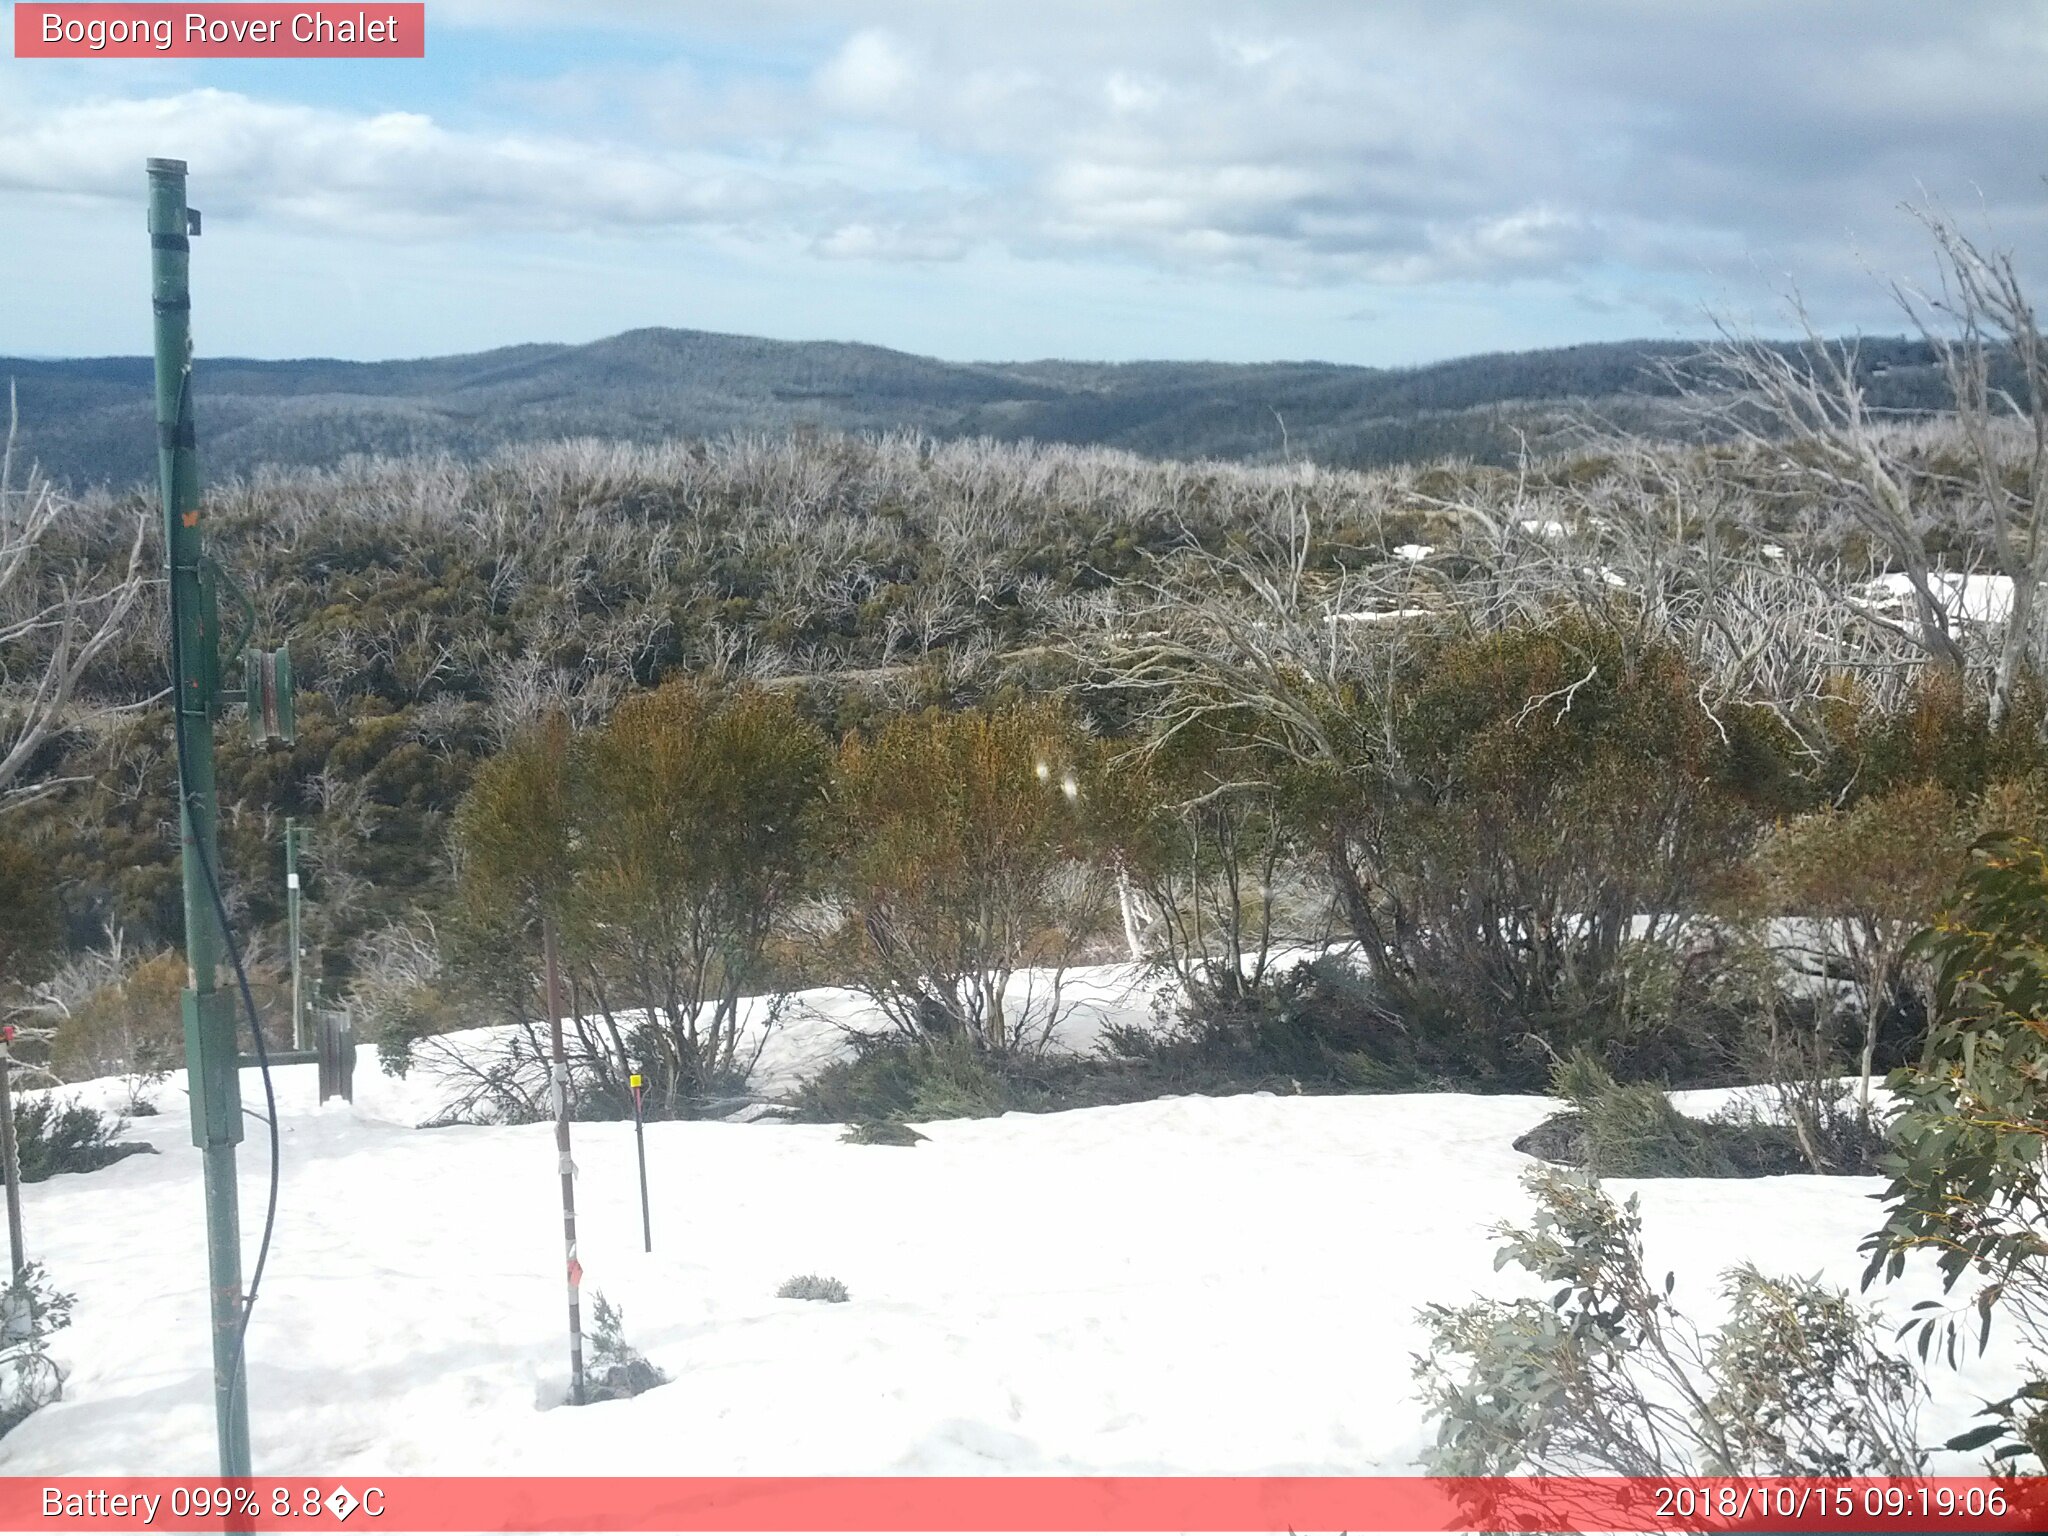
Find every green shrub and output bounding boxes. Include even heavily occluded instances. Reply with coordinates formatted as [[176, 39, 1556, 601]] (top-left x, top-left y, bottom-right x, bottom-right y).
[[1313, 617, 1798, 1086], [581, 1292, 665, 1404], [1097, 719, 1310, 1006], [1864, 833, 2048, 1471], [840, 1120, 926, 1146], [790, 959, 1449, 1123], [11, 1096, 146, 1182], [1756, 782, 1971, 1099], [1525, 1051, 1878, 1179], [0, 836, 59, 987], [1417, 1167, 1924, 1478], [791, 1034, 1013, 1124], [452, 686, 829, 1110], [831, 701, 1112, 1054], [1545, 1052, 1737, 1177], [0, 1263, 75, 1439], [568, 682, 830, 1105], [1164, 957, 1428, 1091], [44, 950, 185, 1083]]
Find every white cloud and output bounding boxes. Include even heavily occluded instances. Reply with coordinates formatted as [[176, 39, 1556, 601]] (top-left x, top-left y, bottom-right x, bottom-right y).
[[1102, 71, 1165, 116], [0, 87, 850, 241], [815, 30, 917, 114], [812, 221, 967, 261], [4, 0, 2043, 342]]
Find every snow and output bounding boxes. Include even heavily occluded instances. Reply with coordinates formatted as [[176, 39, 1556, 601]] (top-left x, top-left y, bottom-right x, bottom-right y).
[[1860, 570, 2021, 626], [0, 964, 2023, 1478], [1326, 608, 1436, 625], [1392, 544, 1433, 562]]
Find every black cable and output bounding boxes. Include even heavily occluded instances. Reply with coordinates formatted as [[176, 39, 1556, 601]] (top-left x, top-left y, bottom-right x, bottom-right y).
[[193, 827, 281, 1427], [162, 367, 282, 1444]]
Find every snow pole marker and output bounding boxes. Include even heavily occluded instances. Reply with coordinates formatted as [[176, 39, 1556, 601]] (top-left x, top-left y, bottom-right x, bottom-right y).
[[286, 819, 305, 1051], [0, 1026, 24, 1288], [630, 1073, 651, 1253], [542, 917, 585, 1404]]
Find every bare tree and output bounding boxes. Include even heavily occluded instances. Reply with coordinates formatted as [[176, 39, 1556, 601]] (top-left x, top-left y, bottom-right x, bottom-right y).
[[1695, 206, 2046, 728], [0, 385, 150, 809]]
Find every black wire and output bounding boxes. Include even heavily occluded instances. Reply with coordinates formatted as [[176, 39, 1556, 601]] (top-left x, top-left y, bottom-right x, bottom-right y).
[[193, 826, 281, 1428], [163, 366, 282, 1446]]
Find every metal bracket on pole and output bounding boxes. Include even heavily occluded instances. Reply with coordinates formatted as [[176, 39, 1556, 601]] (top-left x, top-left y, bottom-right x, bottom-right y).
[[246, 646, 296, 743], [182, 990, 244, 1148]]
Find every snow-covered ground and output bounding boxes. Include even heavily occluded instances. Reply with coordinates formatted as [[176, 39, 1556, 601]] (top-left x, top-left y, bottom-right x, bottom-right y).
[[1860, 569, 2022, 626], [0, 965, 2023, 1477]]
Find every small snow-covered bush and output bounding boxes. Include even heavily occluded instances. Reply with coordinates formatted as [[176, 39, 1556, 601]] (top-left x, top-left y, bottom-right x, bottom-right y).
[[116, 1074, 162, 1117], [1165, 957, 1426, 1092], [777, 1274, 850, 1303], [581, 1293, 665, 1404], [1416, 1166, 1923, 1477], [0, 1264, 75, 1438], [12, 1096, 146, 1182], [1547, 1051, 1739, 1178], [793, 1035, 1010, 1123], [1521, 1052, 1883, 1180], [840, 1120, 926, 1146], [790, 971, 1421, 1124]]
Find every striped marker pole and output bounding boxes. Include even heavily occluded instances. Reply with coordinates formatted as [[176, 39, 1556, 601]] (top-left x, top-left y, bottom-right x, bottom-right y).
[[542, 917, 584, 1405]]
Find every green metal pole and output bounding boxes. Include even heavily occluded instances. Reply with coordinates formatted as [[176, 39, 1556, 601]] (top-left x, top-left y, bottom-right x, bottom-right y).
[[287, 819, 304, 1052], [150, 156, 252, 1479]]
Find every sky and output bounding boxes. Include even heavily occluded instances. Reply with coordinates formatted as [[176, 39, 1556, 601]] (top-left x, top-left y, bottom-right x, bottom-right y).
[[0, 0, 2043, 366]]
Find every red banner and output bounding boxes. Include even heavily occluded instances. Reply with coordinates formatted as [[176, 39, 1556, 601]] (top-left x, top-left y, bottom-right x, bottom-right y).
[[12, 5, 425, 58], [2, 1477, 2046, 1533]]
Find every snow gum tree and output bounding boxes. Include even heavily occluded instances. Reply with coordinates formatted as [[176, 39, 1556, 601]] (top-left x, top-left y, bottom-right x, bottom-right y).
[[1305, 616, 1795, 1080], [1095, 713, 1320, 1007], [1755, 784, 1970, 1113], [568, 681, 829, 1106], [832, 700, 1112, 1054], [439, 713, 578, 1113], [451, 687, 829, 1110]]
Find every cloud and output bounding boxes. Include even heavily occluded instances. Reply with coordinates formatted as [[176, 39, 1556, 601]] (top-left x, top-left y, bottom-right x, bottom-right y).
[[816, 29, 917, 113], [5, 0, 2043, 334], [0, 86, 909, 246], [812, 220, 968, 261]]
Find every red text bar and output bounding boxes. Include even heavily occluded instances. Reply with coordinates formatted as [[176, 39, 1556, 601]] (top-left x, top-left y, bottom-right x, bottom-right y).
[[2, 1477, 2046, 1533], [13, 5, 425, 58]]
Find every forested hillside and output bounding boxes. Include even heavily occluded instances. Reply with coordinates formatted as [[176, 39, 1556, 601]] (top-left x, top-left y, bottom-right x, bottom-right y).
[[0, 329, 1962, 489], [2, 219, 2039, 1126], [0, 405, 2031, 1048]]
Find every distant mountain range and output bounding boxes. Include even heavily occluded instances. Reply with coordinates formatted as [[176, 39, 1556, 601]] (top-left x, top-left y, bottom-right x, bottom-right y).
[[0, 327, 1958, 489]]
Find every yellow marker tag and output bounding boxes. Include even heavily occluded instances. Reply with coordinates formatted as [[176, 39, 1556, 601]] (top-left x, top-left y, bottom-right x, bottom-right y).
[[629, 1074, 643, 1089]]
